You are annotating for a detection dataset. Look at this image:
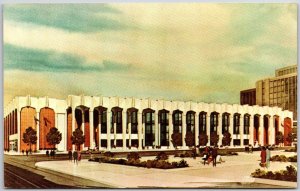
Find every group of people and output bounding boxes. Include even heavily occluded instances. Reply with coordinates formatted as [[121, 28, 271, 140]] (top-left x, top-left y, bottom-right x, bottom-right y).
[[202, 146, 218, 167], [21, 149, 31, 156], [68, 150, 82, 165], [45, 150, 56, 158], [260, 146, 271, 168]]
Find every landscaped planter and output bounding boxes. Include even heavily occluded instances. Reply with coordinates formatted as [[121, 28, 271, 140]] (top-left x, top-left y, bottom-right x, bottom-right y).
[[251, 165, 297, 182], [89, 157, 189, 169]]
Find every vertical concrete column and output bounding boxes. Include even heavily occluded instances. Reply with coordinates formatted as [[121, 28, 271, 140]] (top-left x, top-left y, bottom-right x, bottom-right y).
[[142, 122, 145, 148], [249, 115, 254, 145], [155, 112, 159, 147], [207, 114, 211, 146], [259, 116, 264, 146], [98, 112, 101, 149], [269, 116, 275, 145], [169, 112, 174, 149], [89, 110, 93, 149], [122, 111, 126, 150], [240, 114, 244, 147], [229, 115, 234, 146], [81, 109, 85, 149], [17, 110, 21, 152], [128, 123, 132, 147], [138, 112, 142, 150], [113, 115, 116, 147], [72, 107, 76, 151], [36, 112, 40, 151], [64, 113, 67, 151], [195, 113, 199, 146], [217, 114, 222, 146], [182, 114, 186, 148], [107, 111, 111, 150]]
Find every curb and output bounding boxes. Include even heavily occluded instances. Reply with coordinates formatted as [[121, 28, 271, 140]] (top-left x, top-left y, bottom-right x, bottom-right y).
[[254, 178, 297, 188]]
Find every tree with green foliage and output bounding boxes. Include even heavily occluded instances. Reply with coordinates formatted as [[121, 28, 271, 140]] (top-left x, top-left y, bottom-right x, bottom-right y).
[[46, 127, 62, 150], [171, 132, 182, 148], [275, 131, 284, 145], [198, 133, 208, 146], [185, 131, 195, 147], [22, 127, 37, 151], [222, 131, 232, 146], [71, 128, 85, 151], [210, 132, 219, 146]]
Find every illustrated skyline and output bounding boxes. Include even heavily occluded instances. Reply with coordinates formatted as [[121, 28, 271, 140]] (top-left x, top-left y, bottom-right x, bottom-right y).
[[3, 3, 297, 106]]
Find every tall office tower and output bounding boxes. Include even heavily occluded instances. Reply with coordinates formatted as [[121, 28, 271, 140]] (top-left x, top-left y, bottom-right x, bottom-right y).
[[256, 65, 297, 120]]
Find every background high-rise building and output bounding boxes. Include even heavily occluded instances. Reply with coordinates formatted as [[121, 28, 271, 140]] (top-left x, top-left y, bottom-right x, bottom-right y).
[[240, 88, 256, 106], [241, 65, 297, 121]]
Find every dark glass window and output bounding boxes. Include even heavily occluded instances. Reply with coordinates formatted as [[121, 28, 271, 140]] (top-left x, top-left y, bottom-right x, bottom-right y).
[[233, 113, 240, 134], [186, 111, 195, 133], [199, 112, 207, 133]]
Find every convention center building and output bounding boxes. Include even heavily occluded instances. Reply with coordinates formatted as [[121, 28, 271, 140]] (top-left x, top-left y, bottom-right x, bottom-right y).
[[4, 95, 293, 152]]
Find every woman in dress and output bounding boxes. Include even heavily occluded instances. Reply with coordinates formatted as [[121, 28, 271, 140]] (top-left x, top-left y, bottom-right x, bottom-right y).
[[266, 146, 271, 168], [260, 147, 266, 168]]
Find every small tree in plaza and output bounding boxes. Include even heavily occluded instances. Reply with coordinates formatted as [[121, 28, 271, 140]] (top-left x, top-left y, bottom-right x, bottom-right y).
[[71, 128, 85, 151], [198, 133, 208, 146], [171, 132, 182, 149], [185, 132, 195, 147], [46, 127, 62, 150], [275, 131, 284, 145], [22, 127, 37, 152], [222, 131, 232, 146], [286, 132, 296, 145], [210, 132, 219, 146]]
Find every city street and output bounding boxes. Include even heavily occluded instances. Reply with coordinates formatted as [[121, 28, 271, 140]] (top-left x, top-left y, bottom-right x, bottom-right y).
[[4, 154, 114, 189]]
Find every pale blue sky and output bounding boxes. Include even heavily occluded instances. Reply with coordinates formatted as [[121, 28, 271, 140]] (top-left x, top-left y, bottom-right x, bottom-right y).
[[3, 3, 297, 105]]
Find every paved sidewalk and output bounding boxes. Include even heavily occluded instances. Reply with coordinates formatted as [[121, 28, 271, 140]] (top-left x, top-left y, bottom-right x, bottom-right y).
[[35, 151, 297, 188]]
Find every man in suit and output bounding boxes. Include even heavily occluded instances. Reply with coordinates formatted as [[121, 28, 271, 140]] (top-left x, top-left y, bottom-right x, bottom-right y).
[[212, 146, 218, 167]]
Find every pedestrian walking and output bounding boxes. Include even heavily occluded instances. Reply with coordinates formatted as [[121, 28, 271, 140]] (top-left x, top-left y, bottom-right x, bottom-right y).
[[212, 146, 218, 167], [73, 151, 78, 165], [266, 146, 271, 168], [78, 151, 81, 163], [68, 150, 72, 162], [26, 149, 29, 156], [46, 150, 49, 157], [260, 147, 266, 168], [22, 150, 24, 155]]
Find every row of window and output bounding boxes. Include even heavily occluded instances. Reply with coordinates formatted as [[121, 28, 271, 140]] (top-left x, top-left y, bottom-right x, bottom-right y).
[[93, 108, 257, 136]]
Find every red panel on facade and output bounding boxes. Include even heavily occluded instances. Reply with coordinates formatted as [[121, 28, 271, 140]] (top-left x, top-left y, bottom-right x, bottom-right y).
[[20, 107, 37, 151], [67, 111, 72, 151], [39, 108, 55, 150], [15, 110, 18, 135], [85, 122, 90, 147], [284, 118, 292, 146]]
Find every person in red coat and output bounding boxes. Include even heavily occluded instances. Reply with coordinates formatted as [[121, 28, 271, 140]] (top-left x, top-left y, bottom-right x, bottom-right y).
[[260, 147, 266, 168]]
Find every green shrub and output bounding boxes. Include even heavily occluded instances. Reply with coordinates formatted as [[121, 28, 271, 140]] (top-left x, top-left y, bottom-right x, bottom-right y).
[[156, 152, 169, 160], [251, 165, 297, 182], [270, 155, 296, 162], [103, 151, 114, 158], [146, 160, 153, 168], [288, 155, 297, 162], [177, 159, 189, 168], [127, 152, 140, 160]]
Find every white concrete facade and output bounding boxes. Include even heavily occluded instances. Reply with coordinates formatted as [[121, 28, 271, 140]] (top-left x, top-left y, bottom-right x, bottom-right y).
[[4, 95, 293, 152]]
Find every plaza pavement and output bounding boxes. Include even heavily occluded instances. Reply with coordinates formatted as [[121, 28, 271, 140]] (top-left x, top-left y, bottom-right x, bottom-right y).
[[35, 150, 297, 188]]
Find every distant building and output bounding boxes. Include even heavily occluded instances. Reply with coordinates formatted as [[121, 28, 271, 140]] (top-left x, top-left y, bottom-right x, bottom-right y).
[[256, 65, 297, 120], [240, 88, 256, 106], [240, 65, 297, 121]]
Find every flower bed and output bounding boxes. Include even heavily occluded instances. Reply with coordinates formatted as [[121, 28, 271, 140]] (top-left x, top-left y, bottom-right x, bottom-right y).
[[270, 155, 297, 162], [89, 155, 189, 169], [251, 165, 297, 182]]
